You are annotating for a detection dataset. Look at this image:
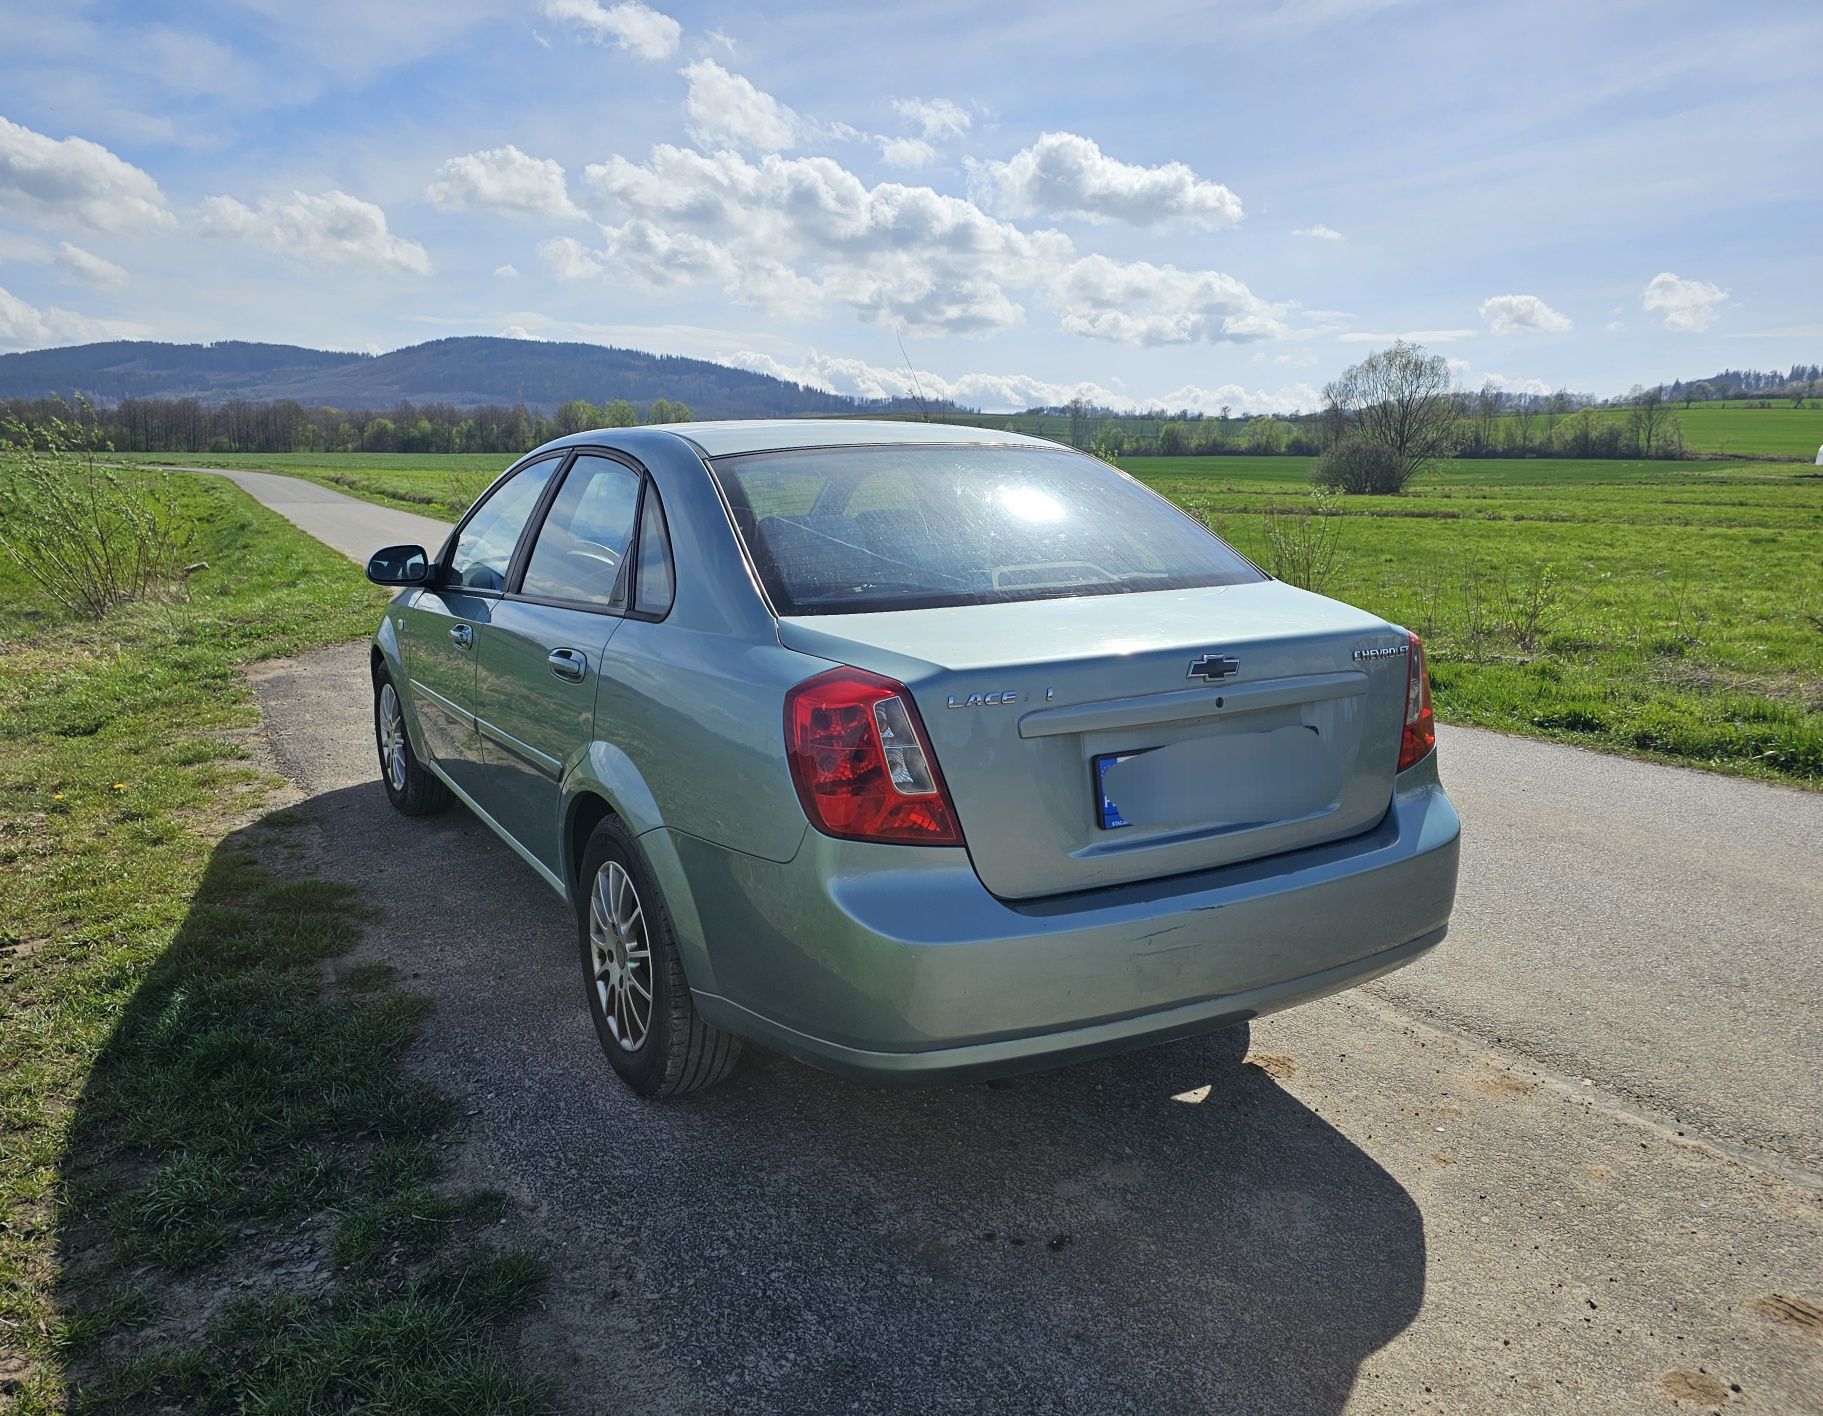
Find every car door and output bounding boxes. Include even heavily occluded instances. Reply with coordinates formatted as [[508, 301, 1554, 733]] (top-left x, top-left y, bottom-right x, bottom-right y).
[[473, 452, 648, 873], [401, 453, 563, 799]]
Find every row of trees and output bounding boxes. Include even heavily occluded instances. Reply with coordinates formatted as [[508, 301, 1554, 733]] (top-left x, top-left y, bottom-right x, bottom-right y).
[[1670, 365, 1821, 403], [1111, 372, 1689, 467], [0, 395, 695, 456]]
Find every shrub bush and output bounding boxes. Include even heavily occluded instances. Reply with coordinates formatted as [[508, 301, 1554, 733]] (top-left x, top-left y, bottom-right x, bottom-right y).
[[1259, 490, 1345, 592], [1308, 437, 1409, 494]]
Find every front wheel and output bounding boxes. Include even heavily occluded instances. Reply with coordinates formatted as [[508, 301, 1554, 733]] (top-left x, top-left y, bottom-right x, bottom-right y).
[[374, 667, 451, 816], [577, 816, 742, 1097]]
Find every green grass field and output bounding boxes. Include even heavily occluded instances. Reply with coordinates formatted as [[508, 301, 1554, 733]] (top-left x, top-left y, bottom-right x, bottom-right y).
[[0, 473, 546, 1410], [825, 398, 1823, 460], [1505, 399, 1823, 458], [1122, 455, 1821, 781], [121, 450, 1823, 784]]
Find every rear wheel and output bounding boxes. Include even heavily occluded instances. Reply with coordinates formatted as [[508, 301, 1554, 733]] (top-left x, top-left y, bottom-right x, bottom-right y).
[[577, 816, 742, 1097], [374, 667, 451, 816]]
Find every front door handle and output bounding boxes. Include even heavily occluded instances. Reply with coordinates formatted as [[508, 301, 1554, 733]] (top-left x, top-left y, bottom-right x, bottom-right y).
[[548, 647, 587, 682], [449, 624, 474, 650]]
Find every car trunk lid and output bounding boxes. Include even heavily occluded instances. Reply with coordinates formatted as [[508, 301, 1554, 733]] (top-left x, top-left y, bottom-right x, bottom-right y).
[[777, 581, 1411, 899]]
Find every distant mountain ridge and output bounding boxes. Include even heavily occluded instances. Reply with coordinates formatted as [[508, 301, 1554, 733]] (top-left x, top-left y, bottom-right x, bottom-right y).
[[0, 336, 886, 419]]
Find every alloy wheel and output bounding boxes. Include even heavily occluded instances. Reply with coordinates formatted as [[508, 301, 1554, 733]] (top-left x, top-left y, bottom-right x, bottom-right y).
[[378, 683, 407, 792], [589, 860, 654, 1052]]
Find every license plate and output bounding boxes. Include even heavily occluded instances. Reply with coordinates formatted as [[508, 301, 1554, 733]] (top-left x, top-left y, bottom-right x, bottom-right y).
[[1093, 727, 1339, 834]]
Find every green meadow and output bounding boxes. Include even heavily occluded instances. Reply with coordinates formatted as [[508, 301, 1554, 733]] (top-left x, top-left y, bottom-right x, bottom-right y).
[[1503, 399, 1823, 458], [121, 450, 1823, 784], [835, 397, 1823, 460], [1124, 455, 1822, 782]]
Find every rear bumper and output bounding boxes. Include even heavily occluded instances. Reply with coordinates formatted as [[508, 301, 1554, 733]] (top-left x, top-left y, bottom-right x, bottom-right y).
[[671, 759, 1460, 1084]]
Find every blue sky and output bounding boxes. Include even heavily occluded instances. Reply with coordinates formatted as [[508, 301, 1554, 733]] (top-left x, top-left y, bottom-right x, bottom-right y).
[[0, 0, 1818, 412]]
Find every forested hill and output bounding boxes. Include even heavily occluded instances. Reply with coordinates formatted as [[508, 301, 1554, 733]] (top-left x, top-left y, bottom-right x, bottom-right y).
[[0, 337, 885, 418]]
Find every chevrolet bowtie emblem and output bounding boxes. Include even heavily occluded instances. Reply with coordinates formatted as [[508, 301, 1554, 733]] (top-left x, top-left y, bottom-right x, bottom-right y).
[[1187, 653, 1240, 682]]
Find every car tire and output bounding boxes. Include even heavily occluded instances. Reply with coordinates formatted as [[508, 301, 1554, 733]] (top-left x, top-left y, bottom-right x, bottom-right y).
[[577, 815, 742, 1097], [374, 665, 451, 816]]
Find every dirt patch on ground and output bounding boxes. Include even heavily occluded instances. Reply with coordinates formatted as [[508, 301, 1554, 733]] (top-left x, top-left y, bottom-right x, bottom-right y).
[[1470, 1071, 1536, 1098], [1751, 1293, 1823, 1336], [1658, 1368, 1729, 1404], [1246, 1052, 1298, 1080]]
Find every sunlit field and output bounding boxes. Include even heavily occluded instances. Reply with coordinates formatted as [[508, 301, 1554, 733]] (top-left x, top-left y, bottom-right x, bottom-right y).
[[840, 398, 1823, 460]]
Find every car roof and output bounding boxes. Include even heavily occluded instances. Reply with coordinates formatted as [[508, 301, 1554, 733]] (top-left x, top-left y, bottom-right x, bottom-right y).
[[540, 418, 1061, 459]]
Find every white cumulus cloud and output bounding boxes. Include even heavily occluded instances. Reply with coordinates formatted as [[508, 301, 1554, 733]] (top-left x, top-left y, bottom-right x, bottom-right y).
[[559, 143, 1285, 343], [0, 115, 173, 233], [721, 347, 1121, 410], [972, 131, 1243, 230], [55, 241, 127, 287], [878, 136, 938, 169], [1479, 293, 1572, 335], [569, 144, 1071, 335], [0, 282, 139, 348], [720, 348, 1317, 415], [1294, 224, 1344, 240], [427, 145, 582, 220], [1642, 272, 1727, 332], [539, 0, 680, 60], [1049, 253, 1284, 345], [199, 190, 431, 275], [681, 60, 800, 152], [892, 98, 971, 142]]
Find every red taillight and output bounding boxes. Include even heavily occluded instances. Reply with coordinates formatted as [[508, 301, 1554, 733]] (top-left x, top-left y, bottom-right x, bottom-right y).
[[1397, 631, 1436, 772], [784, 667, 964, 846]]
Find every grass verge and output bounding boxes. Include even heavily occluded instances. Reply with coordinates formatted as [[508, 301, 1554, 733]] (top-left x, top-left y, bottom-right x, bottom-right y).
[[0, 470, 548, 1411]]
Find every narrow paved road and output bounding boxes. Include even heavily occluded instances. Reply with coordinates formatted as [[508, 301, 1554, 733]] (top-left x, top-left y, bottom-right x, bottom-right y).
[[173, 464, 451, 563], [211, 467, 1822, 1413]]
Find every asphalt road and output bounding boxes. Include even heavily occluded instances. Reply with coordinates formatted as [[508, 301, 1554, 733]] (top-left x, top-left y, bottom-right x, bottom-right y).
[[220, 469, 1822, 1412], [171, 464, 452, 563]]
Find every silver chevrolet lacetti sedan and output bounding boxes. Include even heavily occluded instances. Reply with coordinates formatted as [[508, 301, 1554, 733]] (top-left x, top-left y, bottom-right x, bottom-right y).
[[365, 421, 1460, 1097]]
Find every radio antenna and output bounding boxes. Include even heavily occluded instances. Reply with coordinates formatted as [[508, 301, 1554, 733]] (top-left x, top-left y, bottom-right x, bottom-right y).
[[895, 327, 933, 422]]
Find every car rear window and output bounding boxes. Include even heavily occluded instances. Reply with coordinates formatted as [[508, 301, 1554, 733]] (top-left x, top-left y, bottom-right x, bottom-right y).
[[710, 443, 1266, 616]]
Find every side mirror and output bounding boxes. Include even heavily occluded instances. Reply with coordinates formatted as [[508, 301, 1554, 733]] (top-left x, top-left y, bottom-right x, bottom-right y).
[[366, 544, 430, 586]]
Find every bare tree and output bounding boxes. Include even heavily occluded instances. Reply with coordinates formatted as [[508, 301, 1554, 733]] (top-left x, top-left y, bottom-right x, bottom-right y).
[[1684, 381, 1711, 409], [1512, 398, 1537, 454], [1628, 385, 1667, 456], [1319, 340, 1461, 492]]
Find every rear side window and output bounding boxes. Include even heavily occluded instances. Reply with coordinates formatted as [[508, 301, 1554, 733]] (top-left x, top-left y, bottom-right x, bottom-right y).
[[448, 456, 559, 591], [711, 444, 1265, 616], [633, 488, 674, 617], [521, 455, 643, 606]]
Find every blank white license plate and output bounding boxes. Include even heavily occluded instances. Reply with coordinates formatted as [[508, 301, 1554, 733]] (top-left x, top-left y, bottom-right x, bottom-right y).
[[1094, 725, 1339, 831]]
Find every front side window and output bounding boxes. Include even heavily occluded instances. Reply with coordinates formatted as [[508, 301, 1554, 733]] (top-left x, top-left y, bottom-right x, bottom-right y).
[[447, 457, 559, 591], [711, 444, 1265, 616], [521, 455, 644, 606]]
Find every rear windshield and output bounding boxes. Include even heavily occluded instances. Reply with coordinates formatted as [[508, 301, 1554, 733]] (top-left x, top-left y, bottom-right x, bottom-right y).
[[710, 443, 1266, 616]]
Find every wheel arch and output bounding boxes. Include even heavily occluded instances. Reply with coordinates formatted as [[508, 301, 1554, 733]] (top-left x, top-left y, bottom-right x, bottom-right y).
[[370, 619, 432, 758], [562, 752, 718, 993]]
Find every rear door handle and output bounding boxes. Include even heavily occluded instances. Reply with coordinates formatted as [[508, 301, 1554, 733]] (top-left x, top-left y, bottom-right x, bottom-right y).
[[548, 648, 587, 682], [449, 624, 474, 650]]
